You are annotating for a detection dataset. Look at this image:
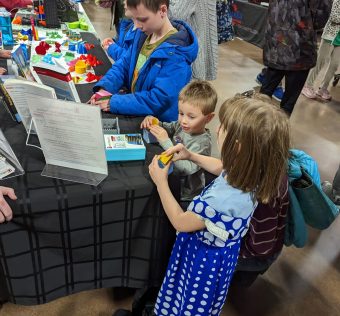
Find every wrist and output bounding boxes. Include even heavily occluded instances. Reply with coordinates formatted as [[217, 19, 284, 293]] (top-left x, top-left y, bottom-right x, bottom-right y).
[[156, 180, 169, 192]]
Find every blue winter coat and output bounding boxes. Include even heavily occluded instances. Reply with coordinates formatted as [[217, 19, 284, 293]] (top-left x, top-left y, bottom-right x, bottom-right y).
[[94, 20, 199, 122], [107, 19, 136, 61], [288, 149, 321, 186]]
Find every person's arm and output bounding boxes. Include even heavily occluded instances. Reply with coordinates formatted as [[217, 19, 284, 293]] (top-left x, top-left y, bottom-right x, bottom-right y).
[[0, 186, 17, 223], [0, 0, 32, 11], [107, 42, 128, 61], [93, 44, 132, 94], [149, 156, 205, 232], [160, 136, 209, 176], [164, 143, 223, 176]]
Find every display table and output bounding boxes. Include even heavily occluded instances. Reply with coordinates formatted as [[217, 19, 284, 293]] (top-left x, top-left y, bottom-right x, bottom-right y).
[[232, 0, 268, 48], [0, 30, 178, 305]]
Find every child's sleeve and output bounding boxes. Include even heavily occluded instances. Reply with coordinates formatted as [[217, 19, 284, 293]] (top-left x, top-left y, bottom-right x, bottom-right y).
[[158, 121, 177, 150], [107, 43, 127, 62], [188, 194, 255, 244]]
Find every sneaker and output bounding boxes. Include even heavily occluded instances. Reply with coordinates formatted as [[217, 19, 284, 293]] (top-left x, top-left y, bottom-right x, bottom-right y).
[[256, 73, 265, 85], [301, 86, 317, 99], [273, 86, 284, 101], [316, 88, 332, 100], [322, 181, 340, 206], [322, 181, 333, 199]]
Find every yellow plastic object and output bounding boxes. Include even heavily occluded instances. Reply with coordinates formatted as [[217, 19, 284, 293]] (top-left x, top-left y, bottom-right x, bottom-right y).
[[17, 33, 28, 41], [68, 21, 80, 29], [158, 153, 173, 168], [151, 118, 159, 125], [75, 60, 87, 74], [72, 76, 80, 83]]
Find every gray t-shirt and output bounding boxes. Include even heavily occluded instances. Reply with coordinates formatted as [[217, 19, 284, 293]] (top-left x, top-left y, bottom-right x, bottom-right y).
[[159, 121, 212, 200]]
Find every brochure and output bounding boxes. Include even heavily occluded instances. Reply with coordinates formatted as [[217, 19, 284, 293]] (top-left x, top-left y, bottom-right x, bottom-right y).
[[0, 129, 24, 180], [3, 79, 57, 133]]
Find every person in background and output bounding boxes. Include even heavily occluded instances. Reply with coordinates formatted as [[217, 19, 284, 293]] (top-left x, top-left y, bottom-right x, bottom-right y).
[[90, 0, 198, 123], [0, 0, 32, 17], [148, 94, 290, 316], [216, 0, 234, 44], [95, 0, 126, 32], [141, 80, 217, 201], [260, 0, 322, 115], [256, 67, 284, 102], [301, 0, 340, 101], [101, 0, 137, 61], [0, 186, 16, 223], [169, 0, 218, 80], [231, 176, 289, 287], [322, 165, 340, 206]]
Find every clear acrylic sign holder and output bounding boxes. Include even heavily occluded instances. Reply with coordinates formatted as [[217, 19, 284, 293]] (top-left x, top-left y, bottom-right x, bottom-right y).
[[27, 96, 108, 186]]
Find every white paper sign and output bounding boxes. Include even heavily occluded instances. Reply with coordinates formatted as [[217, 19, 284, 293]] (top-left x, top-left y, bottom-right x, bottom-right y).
[[27, 96, 107, 177]]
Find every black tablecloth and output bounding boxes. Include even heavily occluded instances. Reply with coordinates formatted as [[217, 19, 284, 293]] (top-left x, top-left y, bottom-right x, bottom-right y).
[[0, 33, 178, 305], [233, 0, 268, 48]]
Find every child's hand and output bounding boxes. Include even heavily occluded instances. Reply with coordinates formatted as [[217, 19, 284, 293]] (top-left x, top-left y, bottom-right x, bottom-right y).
[[102, 38, 114, 50], [149, 155, 170, 186], [164, 143, 191, 162], [149, 125, 169, 142], [89, 89, 106, 104], [0, 67, 7, 75], [140, 115, 155, 129], [93, 98, 111, 112]]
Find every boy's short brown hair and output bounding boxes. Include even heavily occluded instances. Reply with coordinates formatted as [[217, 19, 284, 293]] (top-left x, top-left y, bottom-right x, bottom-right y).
[[179, 80, 218, 115], [126, 0, 169, 12]]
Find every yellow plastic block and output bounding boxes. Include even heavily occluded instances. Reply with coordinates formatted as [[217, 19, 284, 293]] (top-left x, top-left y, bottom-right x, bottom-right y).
[[158, 153, 173, 167], [75, 60, 87, 74]]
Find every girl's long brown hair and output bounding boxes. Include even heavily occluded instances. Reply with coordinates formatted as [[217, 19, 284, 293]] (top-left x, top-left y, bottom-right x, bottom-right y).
[[218, 95, 290, 203]]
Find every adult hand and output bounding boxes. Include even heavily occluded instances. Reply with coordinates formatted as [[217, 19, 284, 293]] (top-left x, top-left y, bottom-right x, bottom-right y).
[[102, 38, 114, 51], [0, 67, 7, 75], [0, 50, 11, 59], [0, 186, 17, 223], [149, 125, 169, 142], [140, 116, 155, 129], [149, 155, 170, 186], [164, 143, 192, 162]]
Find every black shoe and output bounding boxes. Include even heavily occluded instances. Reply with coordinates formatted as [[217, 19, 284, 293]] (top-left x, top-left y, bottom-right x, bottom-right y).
[[112, 309, 132, 316]]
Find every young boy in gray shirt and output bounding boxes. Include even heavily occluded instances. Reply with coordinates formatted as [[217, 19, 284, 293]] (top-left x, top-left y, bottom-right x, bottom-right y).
[[141, 80, 217, 200]]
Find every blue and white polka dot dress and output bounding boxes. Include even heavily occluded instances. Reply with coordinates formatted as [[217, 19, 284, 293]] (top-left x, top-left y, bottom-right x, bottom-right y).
[[154, 173, 256, 316]]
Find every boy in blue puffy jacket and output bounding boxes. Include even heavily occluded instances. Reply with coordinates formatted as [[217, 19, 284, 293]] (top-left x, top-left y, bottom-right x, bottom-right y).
[[90, 0, 198, 122], [101, 0, 137, 61]]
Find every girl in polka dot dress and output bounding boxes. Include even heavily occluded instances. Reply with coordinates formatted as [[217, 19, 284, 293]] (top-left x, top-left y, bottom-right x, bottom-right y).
[[148, 95, 290, 316]]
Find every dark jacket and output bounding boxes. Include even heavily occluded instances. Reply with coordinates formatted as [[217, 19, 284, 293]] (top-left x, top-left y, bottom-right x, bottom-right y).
[[263, 0, 320, 71], [239, 178, 289, 259], [94, 20, 198, 122]]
